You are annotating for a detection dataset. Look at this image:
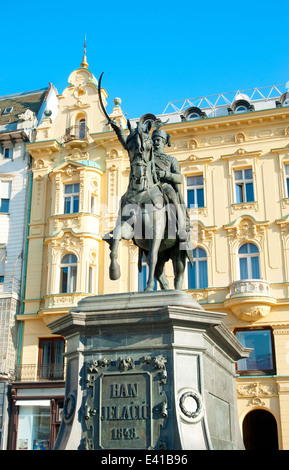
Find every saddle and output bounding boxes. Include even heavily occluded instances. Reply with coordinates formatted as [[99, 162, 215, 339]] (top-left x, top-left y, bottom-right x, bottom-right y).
[[125, 184, 164, 210]]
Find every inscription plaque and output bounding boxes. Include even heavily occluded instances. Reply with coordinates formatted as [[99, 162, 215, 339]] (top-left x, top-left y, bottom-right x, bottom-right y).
[[83, 355, 168, 450], [100, 372, 152, 449]]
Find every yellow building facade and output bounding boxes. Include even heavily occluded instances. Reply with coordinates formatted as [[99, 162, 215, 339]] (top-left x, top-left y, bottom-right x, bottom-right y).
[[10, 55, 289, 449]]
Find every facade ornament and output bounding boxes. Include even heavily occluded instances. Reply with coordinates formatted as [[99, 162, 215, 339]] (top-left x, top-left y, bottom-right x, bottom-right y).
[[178, 389, 203, 423], [63, 393, 76, 424], [143, 355, 168, 384], [224, 215, 268, 243], [235, 132, 246, 143], [230, 304, 272, 321], [188, 138, 198, 149], [237, 381, 277, 406], [118, 356, 134, 371], [18, 108, 35, 122]]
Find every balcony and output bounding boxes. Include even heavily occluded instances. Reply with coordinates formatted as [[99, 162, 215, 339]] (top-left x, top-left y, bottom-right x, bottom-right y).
[[224, 279, 276, 321], [229, 279, 271, 297], [63, 125, 89, 149], [12, 363, 65, 382]]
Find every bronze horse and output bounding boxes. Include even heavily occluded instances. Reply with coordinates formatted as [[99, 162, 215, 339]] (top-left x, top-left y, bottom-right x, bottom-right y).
[[99, 74, 193, 290]]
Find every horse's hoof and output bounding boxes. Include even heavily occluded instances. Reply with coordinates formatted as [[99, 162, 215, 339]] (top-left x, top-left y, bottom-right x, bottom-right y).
[[144, 286, 154, 292], [109, 264, 121, 280]]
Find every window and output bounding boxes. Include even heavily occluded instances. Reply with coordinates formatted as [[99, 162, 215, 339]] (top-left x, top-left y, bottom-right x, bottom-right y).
[[64, 183, 79, 214], [183, 106, 206, 120], [90, 194, 97, 214], [235, 328, 275, 375], [60, 253, 77, 293], [235, 105, 248, 113], [4, 148, 12, 159], [138, 257, 157, 291], [17, 405, 51, 450], [188, 247, 208, 289], [238, 243, 260, 279], [187, 175, 204, 208], [187, 113, 200, 120], [0, 180, 11, 213], [38, 337, 65, 380], [0, 249, 5, 288], [2, 107, 13, 115], [76, 117, 86, 139], [234, 168, 254, 203], [88, 265, 95, 293], [285, 164, 289, 197]]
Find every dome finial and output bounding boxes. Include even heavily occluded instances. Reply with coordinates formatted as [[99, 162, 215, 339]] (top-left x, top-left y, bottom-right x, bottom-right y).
[[81, 34, 89, 68]]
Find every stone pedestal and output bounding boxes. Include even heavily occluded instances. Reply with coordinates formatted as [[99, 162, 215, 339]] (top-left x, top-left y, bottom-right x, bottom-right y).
[[48, 290, 250, 450]]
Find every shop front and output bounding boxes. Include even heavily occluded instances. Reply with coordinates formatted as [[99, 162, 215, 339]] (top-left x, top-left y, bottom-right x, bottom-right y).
[[9, 383, 65, 450]]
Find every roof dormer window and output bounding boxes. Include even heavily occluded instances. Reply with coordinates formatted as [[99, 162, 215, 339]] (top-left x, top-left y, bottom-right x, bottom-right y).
[[2, 107, 13, 115], [187, 112, 200, 120], [228, 93, 254, 115], [182, 106, 207, 121], [235, 105, 248, 114], [278, 92, 289, 108]]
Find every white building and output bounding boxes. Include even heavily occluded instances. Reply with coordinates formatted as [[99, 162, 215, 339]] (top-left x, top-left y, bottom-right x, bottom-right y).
[[0, 85, 58, 449]]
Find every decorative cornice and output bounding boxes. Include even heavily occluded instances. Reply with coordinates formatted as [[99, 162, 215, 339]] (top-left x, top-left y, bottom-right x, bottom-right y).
[[27, 139, 62, 157], [271, 143, 289, 154], [221, 148, 262, 160], [224, 214, 269, 229], [179, 154, 214, 166]]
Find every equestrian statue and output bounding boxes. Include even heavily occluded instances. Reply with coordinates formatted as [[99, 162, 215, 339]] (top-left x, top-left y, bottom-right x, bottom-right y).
[[99, 73, 194, 291]]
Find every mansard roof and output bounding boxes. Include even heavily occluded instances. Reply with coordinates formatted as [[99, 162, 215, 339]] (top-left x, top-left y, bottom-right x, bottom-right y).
[[0, 87, 49, 126]]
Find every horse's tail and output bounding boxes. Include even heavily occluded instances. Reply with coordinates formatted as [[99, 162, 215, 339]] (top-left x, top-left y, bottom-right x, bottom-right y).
[[186, 246, 194, 268], [138, 247, 144, 273]]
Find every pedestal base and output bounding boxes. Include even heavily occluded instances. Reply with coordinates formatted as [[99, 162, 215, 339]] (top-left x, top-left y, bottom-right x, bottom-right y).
[[48, 290, 250, 450]]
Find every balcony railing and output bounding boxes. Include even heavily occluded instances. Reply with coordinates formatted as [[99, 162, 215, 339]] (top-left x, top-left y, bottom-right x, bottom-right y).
[[63, 125, 89, 143], [12, 363, 65, 382], [228, 279, 271, 298]]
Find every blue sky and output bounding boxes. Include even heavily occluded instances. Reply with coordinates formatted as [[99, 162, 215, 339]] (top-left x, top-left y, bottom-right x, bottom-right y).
[[1, 0, 289, 118]]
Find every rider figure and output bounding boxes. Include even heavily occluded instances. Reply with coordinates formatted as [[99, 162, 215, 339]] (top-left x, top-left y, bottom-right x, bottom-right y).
[[152, 125, 190, 242]]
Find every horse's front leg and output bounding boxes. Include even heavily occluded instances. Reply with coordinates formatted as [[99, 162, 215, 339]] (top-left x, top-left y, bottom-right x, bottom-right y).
[[109, 224, 122, 280], [145, 210, 165, 291], [110, 221, 134, 280]]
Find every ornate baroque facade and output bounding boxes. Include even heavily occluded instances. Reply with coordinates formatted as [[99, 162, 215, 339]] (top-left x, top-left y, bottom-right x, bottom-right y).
[[9, 54, 289, 449]]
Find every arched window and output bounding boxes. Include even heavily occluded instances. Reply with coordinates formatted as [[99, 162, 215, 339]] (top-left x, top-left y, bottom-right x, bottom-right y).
[[187, 112, 200, 120], [238, 243, 260, 279], [183, 106, 206, 121], [60, 253, 77, 293], [138, 257, 157, 291], [75, 115, 86, 139], [235, 105, 248, 113], [188, 247, 208, 289]]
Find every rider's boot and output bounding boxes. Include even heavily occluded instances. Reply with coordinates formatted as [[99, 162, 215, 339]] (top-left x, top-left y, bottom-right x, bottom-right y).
[[178, 227, 189, 242]]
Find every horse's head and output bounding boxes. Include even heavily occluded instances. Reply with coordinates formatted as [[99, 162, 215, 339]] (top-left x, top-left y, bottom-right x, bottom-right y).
[[127, 120, 154, 191], [126, 120, 153, 163]]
